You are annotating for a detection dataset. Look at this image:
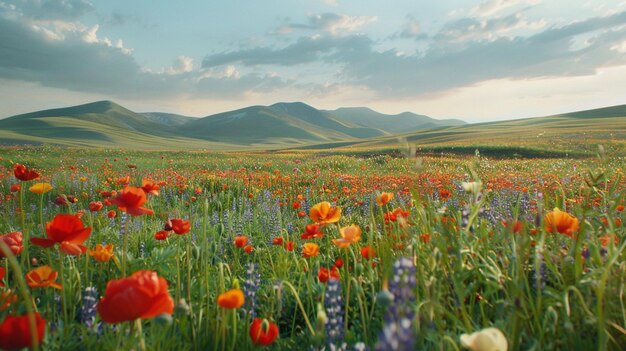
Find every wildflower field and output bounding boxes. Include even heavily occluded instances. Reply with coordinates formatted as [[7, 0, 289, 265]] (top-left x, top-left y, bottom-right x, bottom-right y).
[[1, 146, 625, 351]]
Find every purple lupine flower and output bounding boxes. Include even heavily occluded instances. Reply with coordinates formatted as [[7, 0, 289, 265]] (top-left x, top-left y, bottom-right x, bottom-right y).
[[243, 263, 261, 317], [375, 257, 416, 351], [325, 279, 346, 350], [80, 286, 99, 329]]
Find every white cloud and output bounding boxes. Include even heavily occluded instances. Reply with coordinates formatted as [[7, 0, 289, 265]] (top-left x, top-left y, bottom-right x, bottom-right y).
[[471, 0, 541, 17], [166, 56, 194, 75]]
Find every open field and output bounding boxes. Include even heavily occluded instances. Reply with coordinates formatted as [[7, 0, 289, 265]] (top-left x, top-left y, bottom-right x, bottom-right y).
[[1, 146, 626, 350]]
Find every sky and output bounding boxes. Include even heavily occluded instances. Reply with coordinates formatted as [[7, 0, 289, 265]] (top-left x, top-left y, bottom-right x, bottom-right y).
[[0, 0, 625, 122]]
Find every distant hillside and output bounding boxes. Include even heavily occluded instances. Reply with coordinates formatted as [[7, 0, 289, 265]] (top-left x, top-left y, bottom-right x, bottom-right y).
[[0, 101, 229, 149], [181, 105, 333, 144], [2, 100, 623, 153], [142, 112, 195, 126], [330, 107, 465, 133], [291, 104, 626, 157]]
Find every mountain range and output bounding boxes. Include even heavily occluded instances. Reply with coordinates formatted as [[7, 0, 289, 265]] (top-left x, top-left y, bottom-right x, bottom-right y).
[[0, 101, 464, 149], [0, 101, 624, 153]]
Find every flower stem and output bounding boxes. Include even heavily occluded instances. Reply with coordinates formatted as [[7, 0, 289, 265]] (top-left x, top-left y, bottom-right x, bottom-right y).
[[135, 319, 147, 351]]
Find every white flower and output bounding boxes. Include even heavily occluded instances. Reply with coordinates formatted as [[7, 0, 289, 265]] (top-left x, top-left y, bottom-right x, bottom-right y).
[[460, 327, 508, 351], [462, 181, 483, 194]]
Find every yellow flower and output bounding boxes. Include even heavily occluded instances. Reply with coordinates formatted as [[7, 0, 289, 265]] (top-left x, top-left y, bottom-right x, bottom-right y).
[[88, 244, 114, 263], [332, 224, 362, 249], [302, 242, 320, 258], [29, 182, 53, 195]]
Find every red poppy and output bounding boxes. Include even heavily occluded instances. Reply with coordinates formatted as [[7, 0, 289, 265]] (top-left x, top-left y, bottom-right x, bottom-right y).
[[244, 245, 254, 253], [10, 184, 21, 192], [97, 270, 174, 323], [284, 241, 294, 251], [301, 223, 324, 240], [30, 214, 91, 255], [439, 189, 452, 201], [89, 201, 103, 212], [272, 237, 283, 245], [249, 318, 279, 346], [0, 231, 24, 258], [318, 267, 340, 283], [109, 186, 154, 216], [334, 258, 344, 268], [107, 210, 117, 218], [13, 164, 39, 181], [0, 267, 5, 288], [154, 230, 169, 241], [54, 194, 77, 206], [170, 219, 190, 235], [0, 312, 46, 350], [234, 235, 248, 248], [361, 246, 375, 260]]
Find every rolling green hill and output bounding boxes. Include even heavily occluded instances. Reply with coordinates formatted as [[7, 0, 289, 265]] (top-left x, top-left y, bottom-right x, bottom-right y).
[[1, 101, 624, 154], [0, 101, 233, 150], [330, 107, 465, 133], [291, 105, 626, 157]]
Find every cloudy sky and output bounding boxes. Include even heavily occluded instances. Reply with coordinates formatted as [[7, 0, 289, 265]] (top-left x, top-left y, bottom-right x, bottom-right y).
[[1, 0, 625, 122]]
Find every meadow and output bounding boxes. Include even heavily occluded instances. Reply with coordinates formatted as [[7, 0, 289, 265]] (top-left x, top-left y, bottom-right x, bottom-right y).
[[0, 145, 625, 350]]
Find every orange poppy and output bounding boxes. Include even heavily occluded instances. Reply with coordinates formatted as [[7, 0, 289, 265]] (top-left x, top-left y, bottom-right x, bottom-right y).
[[30, 214, 91, 255], [88, 244, 114, 263], [109, 186, 154, 216], [249, 318, 279, 346], [234, 235, 248, 248], [0, 312, 46, 350], [302, 242, 320, 258], [97, 270, 174, 323], [375, 192, 394, 206], [89, 201, 103, 212], [170, 219, 190, 235], [13, 164, 39, 181], [141, 178, 160, 196], [25, 266, 62, 289], [309, 201, 341, 224], [599, 234, 619, 247], [544, 208, 579, 238], [301, 223, 324, 239], [332, 224, 362, 248], [217, 288, 245, 309], [0, 231, 24, 258]]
